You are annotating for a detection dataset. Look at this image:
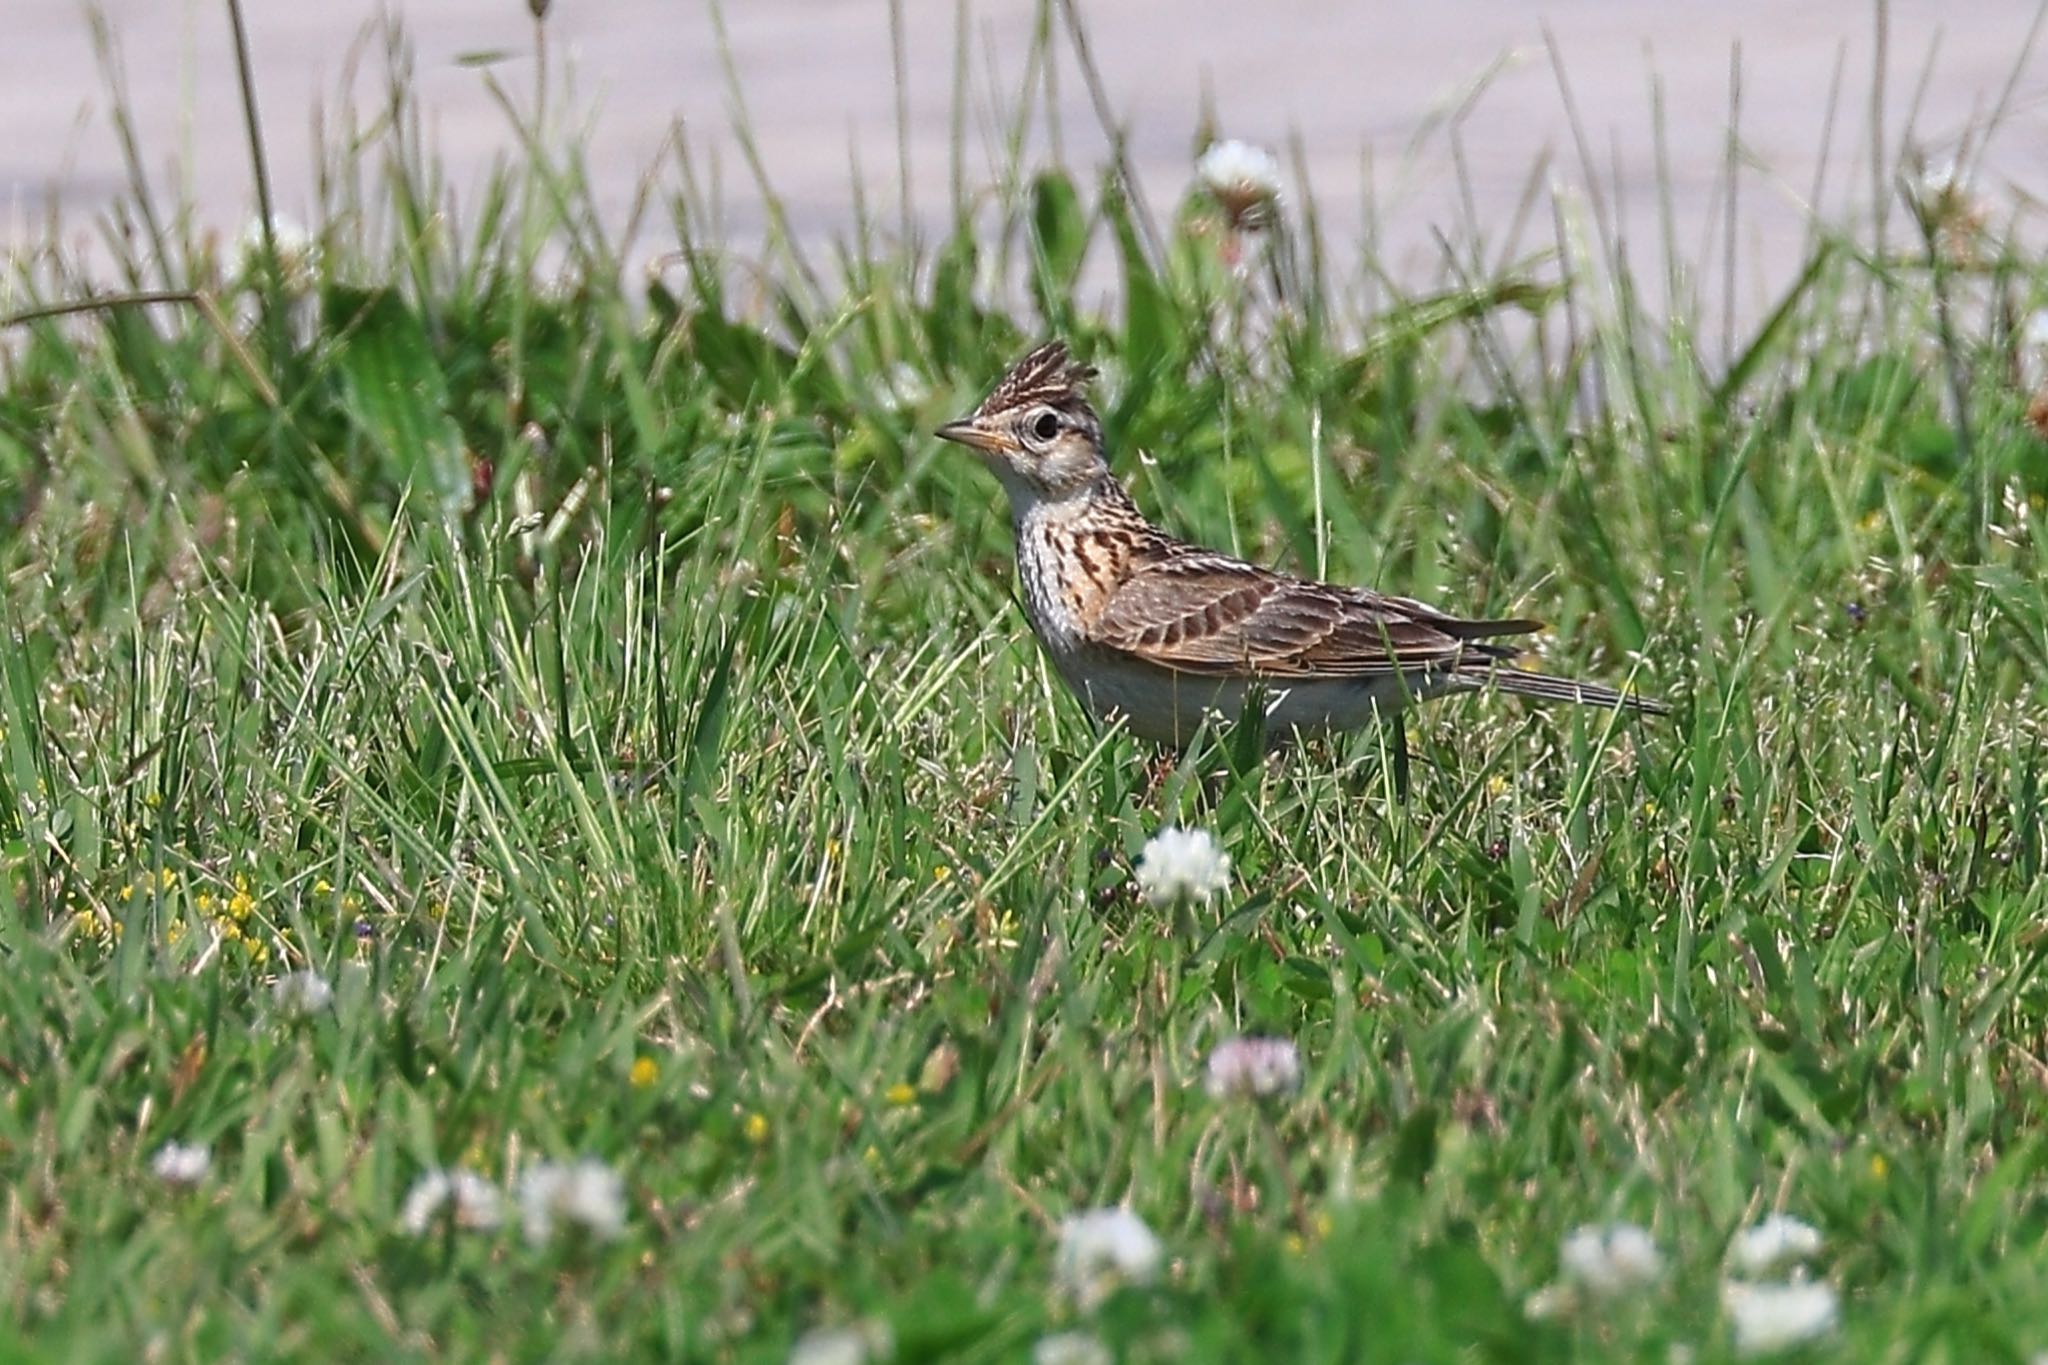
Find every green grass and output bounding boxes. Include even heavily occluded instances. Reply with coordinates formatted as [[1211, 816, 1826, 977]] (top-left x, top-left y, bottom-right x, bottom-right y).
[[4, 4, 2048, 1360]]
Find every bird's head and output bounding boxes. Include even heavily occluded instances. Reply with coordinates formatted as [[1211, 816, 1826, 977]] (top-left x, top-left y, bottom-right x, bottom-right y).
[[936, 341, 1108, 506]]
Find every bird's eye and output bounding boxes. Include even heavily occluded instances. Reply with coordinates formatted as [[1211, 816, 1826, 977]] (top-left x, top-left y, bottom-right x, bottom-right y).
[[1031, 411, 1061, 442]]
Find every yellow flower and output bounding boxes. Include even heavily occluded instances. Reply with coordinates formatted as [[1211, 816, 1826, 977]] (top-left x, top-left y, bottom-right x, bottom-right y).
[[1486, 774, 1510, 798], [144, 791, 162, 809], [932, 865, 951, 883], [743, 1112, 770, 1144], [629, 1057, 658, 1089], [1868, 1153, 1889, 1181], [195, 891, 216, 913], [884, 1083, 917, 1107], [166, 920, 186, 945], [158, 867, 178, 889], [72, 908, 101, 938], [313, 878, 333, 897], [228, 889, 256, 920], [118, 882, 135, 903]]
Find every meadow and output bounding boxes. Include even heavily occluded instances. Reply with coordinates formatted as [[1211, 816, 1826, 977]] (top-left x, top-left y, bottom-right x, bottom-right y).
[[3, 4, 2048, 1360]]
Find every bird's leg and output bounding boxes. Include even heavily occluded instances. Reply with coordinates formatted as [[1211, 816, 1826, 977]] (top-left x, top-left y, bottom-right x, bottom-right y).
[[1391, 714, 1412, 805]]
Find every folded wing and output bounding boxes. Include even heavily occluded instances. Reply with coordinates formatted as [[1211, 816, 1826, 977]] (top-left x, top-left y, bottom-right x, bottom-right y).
[[1088, 552, 1541, 681]]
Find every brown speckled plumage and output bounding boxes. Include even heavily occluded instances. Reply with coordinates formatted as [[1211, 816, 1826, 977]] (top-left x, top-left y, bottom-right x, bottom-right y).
[[937, 342, 1667, 745]]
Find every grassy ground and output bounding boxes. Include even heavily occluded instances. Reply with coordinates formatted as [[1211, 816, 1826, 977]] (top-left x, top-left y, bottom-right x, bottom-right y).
[[4, 6, 2048, 1361]]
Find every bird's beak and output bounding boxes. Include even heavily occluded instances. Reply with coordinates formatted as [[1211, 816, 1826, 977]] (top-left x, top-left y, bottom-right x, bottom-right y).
[[935, 419, 1007, 455]]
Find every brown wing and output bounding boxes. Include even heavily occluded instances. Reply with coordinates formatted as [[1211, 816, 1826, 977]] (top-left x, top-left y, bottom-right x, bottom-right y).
[[1088, 552, 1542, 680]]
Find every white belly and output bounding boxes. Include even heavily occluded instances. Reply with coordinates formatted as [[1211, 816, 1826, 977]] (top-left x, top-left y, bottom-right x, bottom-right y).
[[1054, 651, 1432, 746]]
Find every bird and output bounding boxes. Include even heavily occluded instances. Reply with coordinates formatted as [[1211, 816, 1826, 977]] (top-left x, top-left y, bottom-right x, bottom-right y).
[[935, 341, 1669, 747]]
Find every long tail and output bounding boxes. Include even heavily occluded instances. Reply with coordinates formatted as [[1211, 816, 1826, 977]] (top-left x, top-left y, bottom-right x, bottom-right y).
[[1475, 666, 1671, 717]]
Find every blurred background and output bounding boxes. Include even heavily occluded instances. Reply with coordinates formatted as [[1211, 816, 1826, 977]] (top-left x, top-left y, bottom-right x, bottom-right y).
[[5, 1, 2045, 325]]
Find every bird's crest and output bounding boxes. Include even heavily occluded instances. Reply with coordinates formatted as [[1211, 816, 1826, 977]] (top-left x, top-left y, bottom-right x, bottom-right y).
[[974, 341, 1098, 419]]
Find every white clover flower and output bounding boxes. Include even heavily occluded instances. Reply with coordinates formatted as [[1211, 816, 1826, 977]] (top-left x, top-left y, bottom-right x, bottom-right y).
[[1727, 1214, 1822, 1276], [788, 1321, 893, 1365], [1722, 1278, 1840, 1355], [150, 1140, 212, 1186], [1055, 1206, 1163, 1311], [518, 1157, 626, 1245], [272, 970, 334, 1017], [1559, 1222, 1665, 1295], [1196, 139, 1284, 227], [398, 1167, 503, 1236], [1204, 1035, 1302, 1099], [1033, 1332, 1111, 1365], [1134, 827, 1232, 906]]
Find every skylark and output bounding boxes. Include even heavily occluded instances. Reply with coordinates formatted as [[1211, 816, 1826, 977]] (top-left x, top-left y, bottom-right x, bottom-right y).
[[936, 341, 1668, 746]]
